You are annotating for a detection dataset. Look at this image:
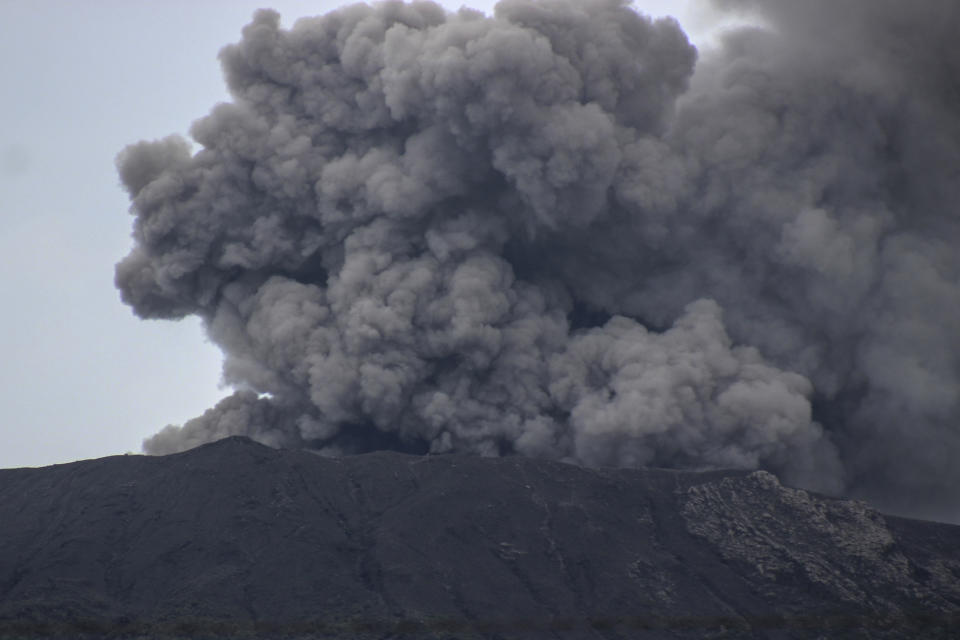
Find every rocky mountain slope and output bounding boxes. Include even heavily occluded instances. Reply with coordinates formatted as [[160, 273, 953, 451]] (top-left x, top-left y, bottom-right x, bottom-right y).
[[0, 437, 957, 639]]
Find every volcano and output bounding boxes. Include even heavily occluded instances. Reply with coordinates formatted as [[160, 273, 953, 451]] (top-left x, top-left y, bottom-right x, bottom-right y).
[[0, 437, 957, 639]]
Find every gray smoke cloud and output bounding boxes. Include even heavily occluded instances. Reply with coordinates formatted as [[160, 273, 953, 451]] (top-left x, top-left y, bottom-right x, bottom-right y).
[[116, 0, 960, 521]]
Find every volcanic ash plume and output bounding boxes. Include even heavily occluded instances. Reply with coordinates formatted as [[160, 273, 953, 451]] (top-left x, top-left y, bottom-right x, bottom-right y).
[[116, 0, 960, 520]]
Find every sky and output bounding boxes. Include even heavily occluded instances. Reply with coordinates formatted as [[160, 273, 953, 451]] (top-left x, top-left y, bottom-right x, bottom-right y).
[[0, 0, 738, 470]]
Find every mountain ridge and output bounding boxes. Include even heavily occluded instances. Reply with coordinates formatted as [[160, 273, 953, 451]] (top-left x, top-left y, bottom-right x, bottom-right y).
[[1, 436, 958, 639]]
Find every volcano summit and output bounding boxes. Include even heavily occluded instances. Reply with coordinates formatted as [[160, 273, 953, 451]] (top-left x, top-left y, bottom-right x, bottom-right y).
[[1, 438, 958, 638]]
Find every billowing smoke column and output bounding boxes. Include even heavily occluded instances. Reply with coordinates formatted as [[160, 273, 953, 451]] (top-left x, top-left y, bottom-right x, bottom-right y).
[[116, 0, 960, 520]]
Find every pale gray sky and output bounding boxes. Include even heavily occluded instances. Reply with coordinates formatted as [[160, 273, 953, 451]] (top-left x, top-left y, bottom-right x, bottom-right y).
[[0, 0, 742, 469]]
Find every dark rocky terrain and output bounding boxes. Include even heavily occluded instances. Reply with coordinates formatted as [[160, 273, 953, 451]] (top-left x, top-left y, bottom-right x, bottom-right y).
[[0, 437, 958, 639]]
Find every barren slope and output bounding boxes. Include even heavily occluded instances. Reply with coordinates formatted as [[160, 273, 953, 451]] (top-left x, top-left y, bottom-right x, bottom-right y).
[[0, 437, 958, 639]]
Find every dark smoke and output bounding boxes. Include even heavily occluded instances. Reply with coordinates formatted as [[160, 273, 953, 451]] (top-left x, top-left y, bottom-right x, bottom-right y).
[[116, 0, 960, 521]]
